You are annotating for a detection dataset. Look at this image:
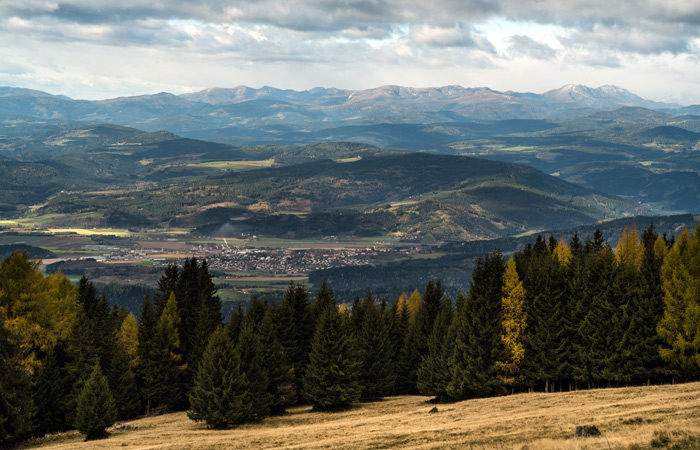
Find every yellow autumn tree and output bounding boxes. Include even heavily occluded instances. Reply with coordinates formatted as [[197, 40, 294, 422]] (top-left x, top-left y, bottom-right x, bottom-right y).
[[498, 257, 527, 386], [657, 225, 700, 375], [553, 239, 572, 265], [407, 288, 422, 324], [0, 251, 77, 373], [117, 313, 139, 369], [616, 223, 643, 268], [395, 290, 408, 318]]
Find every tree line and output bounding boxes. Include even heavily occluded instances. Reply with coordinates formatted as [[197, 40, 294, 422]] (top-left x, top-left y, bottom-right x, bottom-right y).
[[1, 223, 700, 441]]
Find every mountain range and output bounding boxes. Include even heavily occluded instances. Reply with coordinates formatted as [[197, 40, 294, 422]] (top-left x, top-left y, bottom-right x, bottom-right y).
[[0, 84, 688, 138]]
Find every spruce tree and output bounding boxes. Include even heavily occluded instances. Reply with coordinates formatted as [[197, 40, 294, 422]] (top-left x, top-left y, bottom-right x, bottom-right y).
[[356, 291, 395, 401], [188, 327, 248, 428], [258, 308, 294, 415], [75, 364, 117, 441], [447, 251, 506, 399], [234, 325, 272, 421], [227, 303, 245, 346], [303, 306, 361, 410], [141, 292, 184, 412], [417, 297, 454, 401], [277, 282, 314, 398], [313, 280, 336, 324], [390, 295, 411, 394], [153, 264, 180, 315], [33, 344, 70, 434], [519, 241, 567, 392], [575, 245, 618, 387]]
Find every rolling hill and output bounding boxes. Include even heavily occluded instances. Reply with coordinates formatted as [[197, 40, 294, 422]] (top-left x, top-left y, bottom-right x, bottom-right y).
[[33, 151, 644, 240]]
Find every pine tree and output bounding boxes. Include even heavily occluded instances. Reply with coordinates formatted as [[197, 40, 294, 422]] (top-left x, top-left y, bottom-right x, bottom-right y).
[[188, 327, 248, 428], [75, 363, 117, 441], [356, 291, 395, 401], [303, 306, 361, 410], [498, 257, 527, 388], [447, 251, 506, 399]]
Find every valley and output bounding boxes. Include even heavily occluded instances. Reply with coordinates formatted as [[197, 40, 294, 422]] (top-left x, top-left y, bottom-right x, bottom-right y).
[[1, 84, 699, 304]]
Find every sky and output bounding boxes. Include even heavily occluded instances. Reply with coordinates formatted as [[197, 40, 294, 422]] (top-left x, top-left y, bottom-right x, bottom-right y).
[[1, 0, 700, 103]]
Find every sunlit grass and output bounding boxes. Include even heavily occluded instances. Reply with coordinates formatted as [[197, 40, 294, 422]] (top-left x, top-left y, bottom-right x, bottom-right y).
[[27, 382, 700, 450]]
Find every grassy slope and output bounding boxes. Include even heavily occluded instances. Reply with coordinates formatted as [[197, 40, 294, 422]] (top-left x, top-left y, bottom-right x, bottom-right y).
[[30, 382, 700, 450]]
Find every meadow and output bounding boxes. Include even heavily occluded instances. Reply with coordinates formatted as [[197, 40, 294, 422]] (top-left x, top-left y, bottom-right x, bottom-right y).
[[27, 382, 700, 450]]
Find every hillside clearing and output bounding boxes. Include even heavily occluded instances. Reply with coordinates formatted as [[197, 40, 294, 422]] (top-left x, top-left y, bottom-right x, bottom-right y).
[[27, 382, 700, 450]]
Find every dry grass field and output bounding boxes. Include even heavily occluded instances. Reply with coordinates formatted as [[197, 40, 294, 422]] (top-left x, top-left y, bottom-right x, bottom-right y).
[[27, 382, 700, 450]]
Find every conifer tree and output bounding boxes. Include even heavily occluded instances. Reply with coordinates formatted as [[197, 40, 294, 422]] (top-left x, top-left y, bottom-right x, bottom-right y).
[[227, 303, 245, 346], [303, 306, 360, 410], [390, 295, 411, 394], [33, 344, 70, 434], [234, 325, 272, 420], [407, 288, 422, 324], [153, 264, 180, 314], [245, 295, 268, 331], [277, 282, 314, 398], [188, 327, 247, 428], [657, 225, 700, 379], [75, 363, 117, 441], [258, 308, 294, 414], [313, 280, 336, 324], [141, 292, 184, 412], [356, 291, 395, 401], [0, 307, 34, 443], [575, 245, 619, 387], [619, 224, 666, 384], [518, 239, 568, 392], [498, 257, 527, 387], [616, 224, 643, 269], [417, 297, 454, 400], [447, 251, 506, 399]]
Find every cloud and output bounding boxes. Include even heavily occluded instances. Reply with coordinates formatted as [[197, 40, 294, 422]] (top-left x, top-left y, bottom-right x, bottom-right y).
[[507, 35, 557, 59], [1, 0, 700, 103], [410, 24, 476, 48]]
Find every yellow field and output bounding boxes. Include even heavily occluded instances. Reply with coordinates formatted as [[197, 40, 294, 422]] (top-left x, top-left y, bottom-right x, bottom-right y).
[[190, 159, 276, 169], [47, 228, 131, 236], [28, 382, 700, 450]]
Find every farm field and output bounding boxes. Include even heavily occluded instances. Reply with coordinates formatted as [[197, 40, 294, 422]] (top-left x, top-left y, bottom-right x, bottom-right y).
[[26, 382, 700, 450]]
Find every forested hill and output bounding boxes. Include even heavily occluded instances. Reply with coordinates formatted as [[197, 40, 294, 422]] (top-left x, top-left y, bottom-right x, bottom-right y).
[[37, 151, 644, 240]]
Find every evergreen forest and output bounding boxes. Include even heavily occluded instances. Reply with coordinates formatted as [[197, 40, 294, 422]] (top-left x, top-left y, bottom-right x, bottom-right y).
[[1, 222, 700, 441]]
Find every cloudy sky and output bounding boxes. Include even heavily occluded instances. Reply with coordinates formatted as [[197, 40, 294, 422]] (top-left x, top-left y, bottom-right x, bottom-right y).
[[1, 0, 699, 103]]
